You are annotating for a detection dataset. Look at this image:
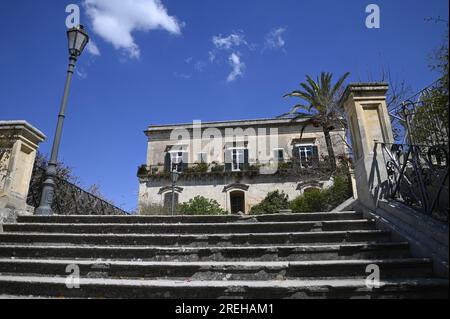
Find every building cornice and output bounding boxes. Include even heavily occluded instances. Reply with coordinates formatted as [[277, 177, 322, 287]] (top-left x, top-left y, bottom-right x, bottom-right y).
[[340, 83, 389, 106], [0, 120, 46, 145], [145, 117, 313, 135]]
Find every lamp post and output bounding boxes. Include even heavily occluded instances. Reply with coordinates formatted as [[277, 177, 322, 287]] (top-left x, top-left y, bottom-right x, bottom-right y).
[[171, 166, 180, 216], [36, 25, 89, 216]]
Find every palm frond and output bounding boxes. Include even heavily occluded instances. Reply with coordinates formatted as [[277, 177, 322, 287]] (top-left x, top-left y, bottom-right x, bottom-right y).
[[331, 72, 350, 96], [284, 71, 350, 128], [283, 90, 303, 98], [299, 84, 316, 101], [289, 104, 312, 114], [305, 75, 319, 93]]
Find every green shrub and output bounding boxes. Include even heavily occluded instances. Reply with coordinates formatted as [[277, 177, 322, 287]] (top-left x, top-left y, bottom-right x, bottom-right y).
[[178, 196, 226, 215], [277, 162, 293, 171], [290, 189, 328, 213], [211, 162, 224, 173], [185, 163, 209, 174], [326, 173, 352, 208], [290, 171, 353, 213], [250, 191, 290, 215]]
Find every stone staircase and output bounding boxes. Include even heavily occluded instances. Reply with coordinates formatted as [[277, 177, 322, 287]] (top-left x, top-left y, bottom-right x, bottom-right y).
[[0, 211, 448, 299]]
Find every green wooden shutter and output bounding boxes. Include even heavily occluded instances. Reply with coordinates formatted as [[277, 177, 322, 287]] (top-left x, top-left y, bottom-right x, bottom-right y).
[[164, 153, 171, 172], [243, 149, 249, 170], [182, 152, 189, 172]]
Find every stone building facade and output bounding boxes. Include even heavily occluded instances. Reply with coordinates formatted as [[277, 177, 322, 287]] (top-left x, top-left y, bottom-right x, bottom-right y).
[[138, 117, 347, 214]]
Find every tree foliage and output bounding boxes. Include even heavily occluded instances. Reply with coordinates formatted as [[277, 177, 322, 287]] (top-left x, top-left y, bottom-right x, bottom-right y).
[[290, 170, 353, 213], [249, 191, 290, 215], [410, 30, 449, 146], [284, 72, 350, 170], [177, 196, 226, 215]]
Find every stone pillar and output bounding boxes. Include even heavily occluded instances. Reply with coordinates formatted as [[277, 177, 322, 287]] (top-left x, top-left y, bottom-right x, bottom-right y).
[[342, 83, 394, 210], [0, 121, 46, 212]]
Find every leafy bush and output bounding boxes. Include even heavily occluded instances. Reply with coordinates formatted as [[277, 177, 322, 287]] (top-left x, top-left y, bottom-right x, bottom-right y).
[[250, 191, 290, 215], [326, 173, 352, 208], [290, 189, 328, 213], [137, 165, 149, 177], [290, 170, 352, 213], [277, 162, 293, 171], [185, 163, 209, 174], [178, 196, 226, 215], [211, 162, 224, 173]]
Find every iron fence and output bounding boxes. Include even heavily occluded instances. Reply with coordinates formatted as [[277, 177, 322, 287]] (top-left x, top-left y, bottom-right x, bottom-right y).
[[27, 166, 128, 216], [390, 81, 449, 146], [378, 142, 448, 222], [381, 82, 449, 222]]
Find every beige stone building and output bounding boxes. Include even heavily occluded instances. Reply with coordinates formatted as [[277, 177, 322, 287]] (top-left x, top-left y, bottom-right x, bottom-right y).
[[138, 117, 347, 214]]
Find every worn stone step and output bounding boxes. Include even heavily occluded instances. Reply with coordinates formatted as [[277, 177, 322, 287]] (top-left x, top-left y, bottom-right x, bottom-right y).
[[17, 212, 362, 224], [0, 258, 434, 280], [3, 220, 376, 234], [0, 275, 447, 299], [0, 230, 392, 247], [0, 242, 411, 261]]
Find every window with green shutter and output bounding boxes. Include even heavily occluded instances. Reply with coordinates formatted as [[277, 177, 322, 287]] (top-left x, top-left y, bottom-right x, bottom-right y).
[[294, 144, 318, 168]]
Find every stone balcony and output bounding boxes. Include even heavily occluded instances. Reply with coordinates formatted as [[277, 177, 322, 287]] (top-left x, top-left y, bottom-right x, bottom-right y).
[[137, 160, 336, 183]]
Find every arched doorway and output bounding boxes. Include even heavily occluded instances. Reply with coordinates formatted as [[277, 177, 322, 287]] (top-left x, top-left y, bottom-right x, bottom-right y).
[[230, 191, 245, 215]]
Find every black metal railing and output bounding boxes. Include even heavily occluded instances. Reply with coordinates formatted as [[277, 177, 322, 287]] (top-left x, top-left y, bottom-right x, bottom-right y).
[[382, 82, 449, 222], [378, 142, 448, 222], [389, 81, 449, 146], [27, 166, 128, 216]]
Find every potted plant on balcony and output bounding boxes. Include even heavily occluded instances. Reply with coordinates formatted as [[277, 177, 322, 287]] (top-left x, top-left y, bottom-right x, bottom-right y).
[[137, 165, 149, 178]]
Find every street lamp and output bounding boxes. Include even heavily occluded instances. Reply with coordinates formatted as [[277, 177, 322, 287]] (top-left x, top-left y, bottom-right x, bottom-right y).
[[36, 25, 89, 216], [171, 165, 180, 216]]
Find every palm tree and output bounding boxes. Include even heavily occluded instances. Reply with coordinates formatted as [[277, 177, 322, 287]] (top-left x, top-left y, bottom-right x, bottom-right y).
[[284, 72, 350, 170]]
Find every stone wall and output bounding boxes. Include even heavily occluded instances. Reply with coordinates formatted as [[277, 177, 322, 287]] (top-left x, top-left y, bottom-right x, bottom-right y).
[[139, 174, 334, 214], [0, 121, 45, 212], [342, 83, 449, 278]]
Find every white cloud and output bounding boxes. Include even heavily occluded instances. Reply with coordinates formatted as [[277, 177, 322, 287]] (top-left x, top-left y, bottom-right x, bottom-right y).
[[174, 72, 191, 79], [76, 68, 88, 79], [83, 0, 182, 59], [265, 27, 287, 50], [208, 51, 216, 63], [86, 40, 101, 56], [212, 32, 247, 50], [209, 32, 248, 82], [195, 61, 207, 72], [227, 53, 245, 82]]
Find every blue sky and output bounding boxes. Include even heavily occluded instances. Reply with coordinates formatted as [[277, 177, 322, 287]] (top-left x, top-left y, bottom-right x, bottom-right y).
[[0, 0, 448, 211]]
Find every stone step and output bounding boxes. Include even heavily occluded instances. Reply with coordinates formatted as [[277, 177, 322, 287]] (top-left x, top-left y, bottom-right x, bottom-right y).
[[3, 220, 376, 234], [0, 275, 447, 299], [0, 230, 392, 247], [0, 242, 411, 261], [0, 258, 434, 280], [17, 212, 362, 224]]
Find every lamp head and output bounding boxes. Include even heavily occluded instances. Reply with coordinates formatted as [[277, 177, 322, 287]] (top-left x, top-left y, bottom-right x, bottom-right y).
[[67, 25, 89, 57]]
